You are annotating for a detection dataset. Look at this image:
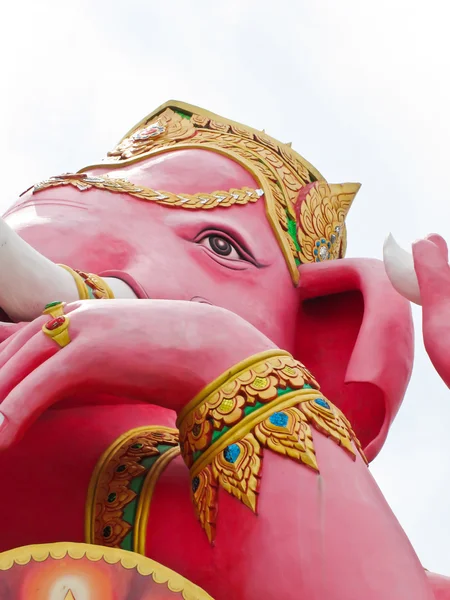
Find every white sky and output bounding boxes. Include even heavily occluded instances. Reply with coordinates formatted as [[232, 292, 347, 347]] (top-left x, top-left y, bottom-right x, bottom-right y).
[[2, 0, 450, 574]]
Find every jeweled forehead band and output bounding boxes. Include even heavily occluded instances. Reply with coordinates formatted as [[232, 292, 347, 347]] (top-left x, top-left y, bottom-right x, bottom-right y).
[[32, 173, 264, 210]]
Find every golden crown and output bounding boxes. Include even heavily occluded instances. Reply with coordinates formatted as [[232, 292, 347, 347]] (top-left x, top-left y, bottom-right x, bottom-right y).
[[78, 100, 360, 285]]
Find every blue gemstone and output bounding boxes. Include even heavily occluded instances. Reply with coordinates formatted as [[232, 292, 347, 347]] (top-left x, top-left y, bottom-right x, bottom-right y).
[[316, 241, 321, 247], [314, 248, 318, 255], [315, 398, 330, 409], [192, 476, 200, 493], [224, 444, 240, 463], [269, 412, 289, 427], [327, 242, 331, 248], [321, 238, 326, 243]]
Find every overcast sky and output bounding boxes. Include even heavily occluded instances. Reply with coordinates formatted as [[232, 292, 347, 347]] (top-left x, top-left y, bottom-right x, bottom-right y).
[[2, 0, 450, 575]]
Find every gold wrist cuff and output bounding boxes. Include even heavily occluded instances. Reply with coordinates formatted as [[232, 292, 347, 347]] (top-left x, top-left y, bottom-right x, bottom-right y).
[[177, 350, 367, 543], [59, 264, 115, 300]]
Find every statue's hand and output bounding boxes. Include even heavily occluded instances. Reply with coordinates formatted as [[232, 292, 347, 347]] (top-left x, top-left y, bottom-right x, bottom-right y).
[[412, 234, 450, 387], [0, 299, 276, 450], [384, 232, 450, 387]]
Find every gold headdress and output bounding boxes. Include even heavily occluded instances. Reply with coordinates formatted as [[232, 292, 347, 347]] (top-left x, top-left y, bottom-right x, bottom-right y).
[[36, 101, 360, 285]]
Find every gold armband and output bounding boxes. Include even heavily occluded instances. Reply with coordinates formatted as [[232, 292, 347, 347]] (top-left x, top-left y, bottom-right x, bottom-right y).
[[177, 350, 367, 542], [59, 265, 115, 300]]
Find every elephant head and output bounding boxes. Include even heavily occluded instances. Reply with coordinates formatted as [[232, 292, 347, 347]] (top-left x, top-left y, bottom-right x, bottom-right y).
[[0, 101, 414, 462]]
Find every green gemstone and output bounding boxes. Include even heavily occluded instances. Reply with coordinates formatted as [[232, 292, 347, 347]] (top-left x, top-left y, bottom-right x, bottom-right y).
[[107, 492, 117, 503], [44, 301, 62, 309], [175, 109, 192, 120]]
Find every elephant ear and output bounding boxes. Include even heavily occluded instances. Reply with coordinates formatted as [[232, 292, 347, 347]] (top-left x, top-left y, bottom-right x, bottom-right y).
[[295, 257, 414, 462]]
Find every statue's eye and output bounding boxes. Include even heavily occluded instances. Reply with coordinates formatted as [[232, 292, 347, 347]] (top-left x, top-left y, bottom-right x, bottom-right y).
[[198, 234, 243, 260]]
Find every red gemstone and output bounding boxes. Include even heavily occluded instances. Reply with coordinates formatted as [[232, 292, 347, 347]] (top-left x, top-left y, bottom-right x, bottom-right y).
[[46, 316, 65, 330]]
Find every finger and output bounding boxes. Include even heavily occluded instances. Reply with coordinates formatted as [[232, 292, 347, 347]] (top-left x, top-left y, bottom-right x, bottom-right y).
[[0, 324, 59, 403], [62, 300, 85, 314], [0, 346, 79, 450], [425, 233, 448, 262], [0, 322, 27, 343], [412, 238, 450, 309], [0, 303, 83, 369], [0, 315, 49, 370], [413, 238, 450, 387]]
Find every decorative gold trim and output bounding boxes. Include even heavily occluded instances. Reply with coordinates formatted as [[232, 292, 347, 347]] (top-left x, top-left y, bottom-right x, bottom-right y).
[[176, 349, 292, 427], [191, 389, 319, 478], [297, 182, 360, 263], [178, 351, 319, 470], [134, 445, 181, 555], [189, 389, 365, 542], [75, 102, 360, 285], [109, 100, 324, 182], [59, 264, 89, 299], [85, 426, 179, 550], [179, 351, 367, 542], [59, 263, 115, 300], [75, 269, 115, 300], [0, 542, 214, 600], [34, 174, 264, 211]]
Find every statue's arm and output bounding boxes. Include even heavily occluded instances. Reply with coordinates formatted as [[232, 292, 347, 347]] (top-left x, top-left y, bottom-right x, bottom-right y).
[[0, 299, 277, 449]]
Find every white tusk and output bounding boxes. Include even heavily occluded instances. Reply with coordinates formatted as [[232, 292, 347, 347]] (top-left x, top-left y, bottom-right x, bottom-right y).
[[0, 217, 137, 322], [383, 233, 422, 305]]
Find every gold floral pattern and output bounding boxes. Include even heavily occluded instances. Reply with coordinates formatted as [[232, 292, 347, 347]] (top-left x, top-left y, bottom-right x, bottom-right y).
[[180, 351, 367, 542], [297, 181, 360, 264], [33, 173, 263, 210], [191, 465, 218, 544], [178, 353, 319, 469], [74, 269, 115, 299], [75, 100, 361, 285], [212, 434, 262, 512], [299, 398, 357, 458], [85, 426, 179, 551], [254, 406, 317, 471], [107, 108, 196, 160]]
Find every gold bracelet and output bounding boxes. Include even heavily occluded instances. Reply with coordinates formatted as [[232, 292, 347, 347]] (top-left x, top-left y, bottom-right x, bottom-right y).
[[177, 350, 367, 543], [59, 265, 115, 300]]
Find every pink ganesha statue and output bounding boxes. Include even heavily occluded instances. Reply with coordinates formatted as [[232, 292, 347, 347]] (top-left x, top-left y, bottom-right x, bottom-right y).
[[0, 100, 449, 599]]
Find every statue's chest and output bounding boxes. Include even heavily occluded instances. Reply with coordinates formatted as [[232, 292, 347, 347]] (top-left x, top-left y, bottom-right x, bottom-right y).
[[0, 401, 177, 553]]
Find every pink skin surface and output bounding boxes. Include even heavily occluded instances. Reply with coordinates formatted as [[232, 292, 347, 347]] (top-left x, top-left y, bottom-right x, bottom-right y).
[[0, 148, 443, 599], [412, 233, 450, 387], [7, 150, 298, 350]]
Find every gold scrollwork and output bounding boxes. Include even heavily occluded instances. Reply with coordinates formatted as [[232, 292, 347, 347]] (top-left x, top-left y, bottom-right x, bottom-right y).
[[297, 181, 361, 264], [178, 351, 367, 542], [33, 173, 264, 211], [85, 426, 179, 552], [75, 101, 361, 285], [177, 350, 319, 470]]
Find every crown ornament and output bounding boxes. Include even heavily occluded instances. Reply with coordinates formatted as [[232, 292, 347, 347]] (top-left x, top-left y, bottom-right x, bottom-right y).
[[96, 101, 360, 284], [32, 101, 359, 285]]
